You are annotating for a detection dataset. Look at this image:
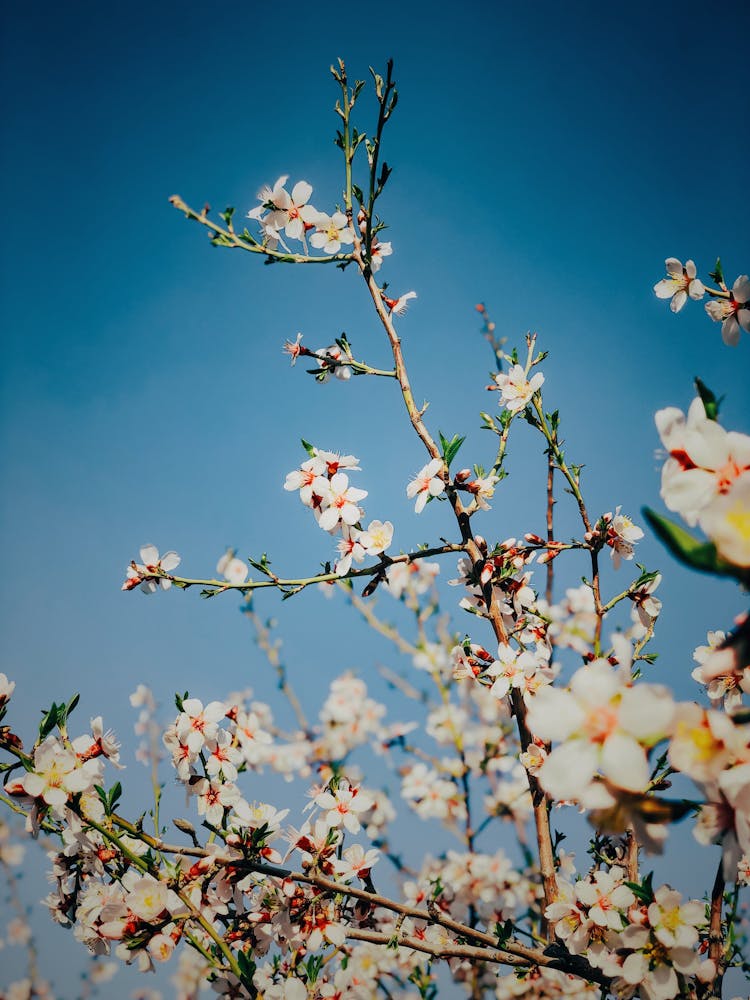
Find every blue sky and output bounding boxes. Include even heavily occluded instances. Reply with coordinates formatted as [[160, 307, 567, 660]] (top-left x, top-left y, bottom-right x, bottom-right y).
[[1, 1, 748, 996]]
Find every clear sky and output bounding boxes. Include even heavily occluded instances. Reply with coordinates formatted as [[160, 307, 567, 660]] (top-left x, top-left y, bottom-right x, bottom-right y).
[[1, 1, 748, 996]]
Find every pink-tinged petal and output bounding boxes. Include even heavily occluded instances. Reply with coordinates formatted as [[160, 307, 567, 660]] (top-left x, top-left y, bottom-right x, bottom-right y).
[[654, 278, 679, 299], [665, 258, 683, 278], [688, 278, 705, 300], [655, 406, 686, 448], [732, 274, 750, 302], [291, 180, 312, 205], [428, 478, 445, 497], [324, 239, 341, 255], [618, 686, 675, 742], [722, 315, 741, 346], [140, 544, 159, 564], [414, 492, 428, 514], [331, 211, 348, 228], [738, 308, 750, 334], [526, 687, 583, 742], [726, 430, 750, 467], [570, 661, 620, 708], [44, 786, 69, 807], [684, 259, 697, 279], [160, 551, 181, 573], [539, 740, 598, 799], [661, 467, 716, 525], [21, 773, 44, 797], [670, 289, 688, 313], [683, 417, 730, 468], [601, 733, 650, 791]]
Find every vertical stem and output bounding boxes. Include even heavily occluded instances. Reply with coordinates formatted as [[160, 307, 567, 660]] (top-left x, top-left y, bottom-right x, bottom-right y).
[[545, 451, 555, 607], [707, 860, 726, 998]]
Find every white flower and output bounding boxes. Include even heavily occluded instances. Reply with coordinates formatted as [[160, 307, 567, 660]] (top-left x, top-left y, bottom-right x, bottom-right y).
[[527, 660, 675, 804], [370, 239, 392, 272], [705, 274, 750, 346], [492, 364, 544, 413], [122, 544, 181, 593], [309, 212, 354, 254], [653, 257, 705, 312], [316, 472, 368, 532], [698, 471, 750, 567], [217, 550, 249, 584], [359, 519, 394, 555], [655, 397, 750, 526], [406, 458, 445, 513], [606, 507, 644, 568]]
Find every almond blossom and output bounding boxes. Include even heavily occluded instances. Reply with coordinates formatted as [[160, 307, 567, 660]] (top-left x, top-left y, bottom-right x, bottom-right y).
[[314, 780, 374, 834], [491, 363, 544, 413], [315, 472, 368, 531], [406, 457, 444, 513], [309, 211, 354, 254], [605, 507, 643, 568], [705, 273, 750, 345], [653, 257, 705, 312], [699, 470, 750, 567], [122, 544, 181, 593], [655, 397, 750, 526], [216, 549, 248, 585], [526, 660, 676, 806]]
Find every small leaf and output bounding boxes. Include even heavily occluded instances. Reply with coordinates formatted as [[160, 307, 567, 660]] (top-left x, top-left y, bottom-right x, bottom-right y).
[[708, 257, 724, 286], [439, 431, 466, 470], [694, 377, 722, 421], [219, 206, 235, 226], [301, 438, 316, 458]]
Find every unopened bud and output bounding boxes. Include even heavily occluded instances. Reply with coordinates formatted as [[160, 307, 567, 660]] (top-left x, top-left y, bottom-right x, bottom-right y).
[[454, 468, 472, 483]]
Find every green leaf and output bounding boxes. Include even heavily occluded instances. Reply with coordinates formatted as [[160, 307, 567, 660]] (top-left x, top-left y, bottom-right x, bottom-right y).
[[694, 377, 722, 421], [219, 206, 235, 226], [643, 508, 749, 583], [708, 257, 724, 286], [439, 431, 466, 470], [301, 438, 316, 458]]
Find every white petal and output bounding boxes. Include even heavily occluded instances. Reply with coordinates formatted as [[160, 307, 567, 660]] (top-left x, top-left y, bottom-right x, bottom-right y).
[[140, 544, 159, 564], [601, 733, 650, 791], [291, 180, 312, 205]]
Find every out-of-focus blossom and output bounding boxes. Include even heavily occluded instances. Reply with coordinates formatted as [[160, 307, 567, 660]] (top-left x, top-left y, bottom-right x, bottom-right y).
[[217, 550, 249, 585], [699, 471, 750, 567], [655, 397, 750, 526]]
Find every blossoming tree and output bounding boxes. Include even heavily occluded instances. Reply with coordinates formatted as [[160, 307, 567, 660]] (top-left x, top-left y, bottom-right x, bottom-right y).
[[1, 61, 748, 1000]]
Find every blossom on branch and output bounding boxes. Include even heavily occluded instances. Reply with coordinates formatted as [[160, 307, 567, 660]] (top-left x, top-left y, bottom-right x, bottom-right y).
[[653, 257, 705, 313], [490, 363, 544, 413], [705, 274, 750, 346], [406, 457, 444, 513]]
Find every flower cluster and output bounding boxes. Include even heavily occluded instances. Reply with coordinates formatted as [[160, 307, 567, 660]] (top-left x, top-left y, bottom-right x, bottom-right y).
[[284, 446, 394, 576], [247, 177, 356, 258], [654, 257, 750, 346]]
